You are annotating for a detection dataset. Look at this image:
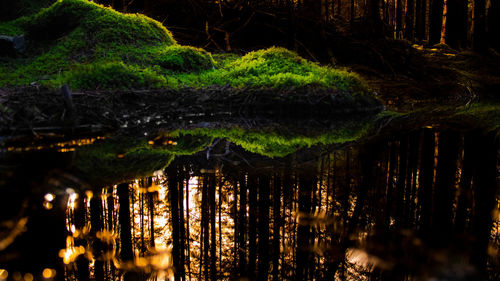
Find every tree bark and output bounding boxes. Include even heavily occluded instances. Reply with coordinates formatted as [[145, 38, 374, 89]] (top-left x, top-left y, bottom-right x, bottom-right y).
[[415, 0, 428, 40], [272, 173, 281, 281], [488, 0, 500, 51], [471, 132, 498, 280], [445, 0, 468, 49], [473, 0, 487, 51], [90, 193, 105, 281], [118, 183, 134, 261], [248, 174, 258, 279], [258, 175, 270, 281], [418, 129, 435, 234], [429, 0, 445, 44], [167, 167, 182, 281], [238, 176, 247, 276], [406, 0, 416, 40], [433, 131, 460, 243], [396, 0, 404, 38]]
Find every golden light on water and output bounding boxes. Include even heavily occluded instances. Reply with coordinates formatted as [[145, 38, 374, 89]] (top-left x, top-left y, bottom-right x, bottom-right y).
[[44, 193, 55, 202], [58, 236, 85, 265], [11, 272, 21, 281], [0, 269, 8, 280], [43, 202, 53, 210], [23, 273, 33, 281], [5, 137, 104, 152], [42, 268, 56, 279]]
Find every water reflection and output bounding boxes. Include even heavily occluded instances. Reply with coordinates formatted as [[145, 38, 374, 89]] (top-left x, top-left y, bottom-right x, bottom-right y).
[[0, 128, 499, 281]]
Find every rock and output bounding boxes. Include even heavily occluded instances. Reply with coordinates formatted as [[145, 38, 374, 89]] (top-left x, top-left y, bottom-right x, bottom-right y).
[[0, 34, 26, 56]]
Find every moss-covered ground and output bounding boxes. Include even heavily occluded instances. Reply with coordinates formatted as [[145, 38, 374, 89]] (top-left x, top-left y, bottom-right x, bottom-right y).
[[0, 0, 367, 94]]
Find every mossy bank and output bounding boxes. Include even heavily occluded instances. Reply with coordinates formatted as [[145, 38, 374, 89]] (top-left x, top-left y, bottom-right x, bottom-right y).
[[0, 0, 369, 95]]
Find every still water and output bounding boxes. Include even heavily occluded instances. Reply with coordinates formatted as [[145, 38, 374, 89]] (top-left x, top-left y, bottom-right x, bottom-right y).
[[0, 118, 499, 281]]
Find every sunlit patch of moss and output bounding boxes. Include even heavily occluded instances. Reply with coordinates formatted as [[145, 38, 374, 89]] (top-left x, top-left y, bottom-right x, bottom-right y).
[[154, 46, 215, 72], [194, 47, 368, 91]]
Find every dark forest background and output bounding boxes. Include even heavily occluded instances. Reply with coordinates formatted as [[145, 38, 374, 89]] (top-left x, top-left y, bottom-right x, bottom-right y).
[[1, 0, 499, 79], [90, 0, 498, 60]]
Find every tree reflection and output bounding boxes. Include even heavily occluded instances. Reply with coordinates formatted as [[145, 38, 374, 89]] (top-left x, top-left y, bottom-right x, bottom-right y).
[[55, 128, 499, 281]]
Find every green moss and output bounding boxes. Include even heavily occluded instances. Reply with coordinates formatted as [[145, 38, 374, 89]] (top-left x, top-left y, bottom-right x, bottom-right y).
[[191, 47, 368, 91], [49, 61, 169, 89], [0, 0, 368, 94], [0, 20, 25, 36], [0, 0, 177, 86], [154, 46, 215, 72]]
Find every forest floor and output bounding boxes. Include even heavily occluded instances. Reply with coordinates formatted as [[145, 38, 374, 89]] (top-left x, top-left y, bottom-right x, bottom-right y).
[[346, 40, 500, 112]]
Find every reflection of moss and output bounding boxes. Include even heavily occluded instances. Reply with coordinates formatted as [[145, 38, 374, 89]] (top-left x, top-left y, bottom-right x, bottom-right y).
[[168, 121, 371, 158], [73, 138, 173, 186], [72, 120, 372, 184], [454, 102, 500, 130], [161, 134, 214, 155], [73, 134, 215, 185], [0, 0, 368, 94]]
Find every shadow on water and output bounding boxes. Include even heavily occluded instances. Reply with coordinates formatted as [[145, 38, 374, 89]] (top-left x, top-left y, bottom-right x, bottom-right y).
[[0, 118, 499, 281]]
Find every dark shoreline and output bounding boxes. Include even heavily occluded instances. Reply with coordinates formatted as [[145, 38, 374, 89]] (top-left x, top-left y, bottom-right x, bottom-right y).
[[0, 85, 383, 135]]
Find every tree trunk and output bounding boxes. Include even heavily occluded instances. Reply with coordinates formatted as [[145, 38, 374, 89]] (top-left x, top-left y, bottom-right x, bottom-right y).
[[248, 174, 258, 279], [473, 0, 487, 51], [272, 173, 281, 281], [118, 183, 134, 261], [488, 0, 500, 51], [202, 175, 210, 280], [429, 0, 444, 44], [433, 131, 460, 243], [455, 132, 476, 233], [258, 175, 270, 281], [471, 132, 498, 279], [90, 193, 105, 281], [167, 167, 182, 281], [296, 172, 313, 281], [238, 176, 247, 276], [148, 191, 155, 248], [209, 174, 217, 281], [445, 0, 468, 49], [406, 0, 416, 40], [367, 0, 384, 37], [350, 0, 355, 26], [395, 138, 408, 228], [415, 0, 428, 40], [75, 194, 90, 281], [396, 0, 404, 38], [418, 129, 435, 234]]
